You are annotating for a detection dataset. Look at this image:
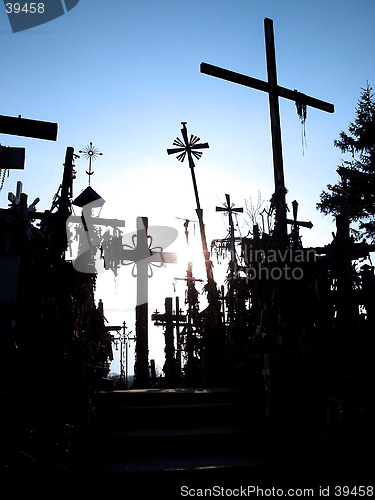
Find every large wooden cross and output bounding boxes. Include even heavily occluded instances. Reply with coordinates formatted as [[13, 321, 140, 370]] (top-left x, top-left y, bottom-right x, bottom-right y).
[[201, 18, 334, 247], [122, 217, 177, 387]]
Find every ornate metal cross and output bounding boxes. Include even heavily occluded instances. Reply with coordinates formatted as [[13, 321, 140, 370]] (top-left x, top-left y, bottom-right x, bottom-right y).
[[79, 142, 103, 186], [167, 122, 215, 288], [201, 18, 334, 248]]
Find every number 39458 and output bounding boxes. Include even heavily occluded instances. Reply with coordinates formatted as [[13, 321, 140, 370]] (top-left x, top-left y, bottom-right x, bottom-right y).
[[5, 3, 45, 14]]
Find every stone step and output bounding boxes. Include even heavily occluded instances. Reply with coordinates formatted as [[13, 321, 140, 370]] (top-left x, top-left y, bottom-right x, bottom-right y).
[[95, 401, 245, 430], [95, 387, 246, 408], [99, 425, 252, 460], [100, 453, 275, 473], [90, 386, 266, 481]]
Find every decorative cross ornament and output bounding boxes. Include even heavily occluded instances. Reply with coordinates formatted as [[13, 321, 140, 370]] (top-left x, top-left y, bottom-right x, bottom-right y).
[[79, 142, 103, 185], [201, 18, 334, 248]]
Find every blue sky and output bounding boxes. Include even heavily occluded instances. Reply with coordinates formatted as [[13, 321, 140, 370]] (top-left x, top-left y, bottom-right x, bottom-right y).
[[1, 0, 374, 374]]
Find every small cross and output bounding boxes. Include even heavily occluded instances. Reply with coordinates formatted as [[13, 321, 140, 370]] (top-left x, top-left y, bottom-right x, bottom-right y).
[[216, 194, 243, 326], [176, 216, 198, 244], [79, 142, 103, 186], [286, 200, 313, 231], [216, 194, 243, 249], [286, 200, 313, 248]]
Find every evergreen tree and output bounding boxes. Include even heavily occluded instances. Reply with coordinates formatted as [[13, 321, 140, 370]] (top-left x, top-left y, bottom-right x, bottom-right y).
[[317, 83, 375, 241]]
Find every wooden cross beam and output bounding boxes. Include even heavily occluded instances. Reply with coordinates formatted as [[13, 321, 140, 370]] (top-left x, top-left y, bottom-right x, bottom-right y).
[[152, 306, 187, 327], [0, 114, 58, 141], [201, 18, 334, 247], [0, 114, 57, 173], [122, 217, 177, 387]]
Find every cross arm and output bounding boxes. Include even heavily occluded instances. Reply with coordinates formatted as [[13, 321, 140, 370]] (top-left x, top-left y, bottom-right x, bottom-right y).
[[121, 249, 177, 264], [68, 215, 125, 227], [167, 147, 185, 155], [216, 206, 243, 213], [201, 62, 269, 93], [0, 115, 58, 141], [286, 219, 313, 229], [191, 143, 209, 150], [150, 251, 177, 264], [200, 62, 334, 114], [167, 143, 209, 156]]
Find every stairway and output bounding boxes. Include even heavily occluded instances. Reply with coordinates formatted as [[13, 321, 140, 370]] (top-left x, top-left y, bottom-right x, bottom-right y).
[[86, 387, 276, 497]]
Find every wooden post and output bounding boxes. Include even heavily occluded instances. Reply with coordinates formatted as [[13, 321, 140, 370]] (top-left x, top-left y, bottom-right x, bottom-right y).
[[264, 18, 287, 246]]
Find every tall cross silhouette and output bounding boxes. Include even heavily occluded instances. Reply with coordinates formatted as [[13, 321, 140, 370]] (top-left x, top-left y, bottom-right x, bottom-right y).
[[122, 217, 177, 387], [201, 18, 334, 247]]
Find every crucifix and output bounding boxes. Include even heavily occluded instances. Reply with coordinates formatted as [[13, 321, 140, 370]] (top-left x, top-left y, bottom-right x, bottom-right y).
[[286, 200, 313, 249], [122, 217, 177, 387], [167, 122, 218, 302], [201, 18, 334, 248]]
